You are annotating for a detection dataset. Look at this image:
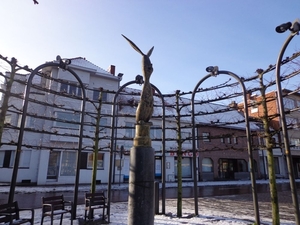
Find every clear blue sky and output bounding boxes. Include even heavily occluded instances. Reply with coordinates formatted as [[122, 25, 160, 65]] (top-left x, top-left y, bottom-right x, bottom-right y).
[[1, 0, 300, 94]]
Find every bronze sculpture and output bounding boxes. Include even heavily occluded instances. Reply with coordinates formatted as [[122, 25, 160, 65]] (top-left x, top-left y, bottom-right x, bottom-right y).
[[123, 35, 155, 225], [122, 35, 154, 124]]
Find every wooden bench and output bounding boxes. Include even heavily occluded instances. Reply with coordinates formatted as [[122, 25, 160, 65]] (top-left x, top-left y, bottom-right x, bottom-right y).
[[84, 192, 107, 221], [0, 201, 34, 225], [41, 195, 73, 225]]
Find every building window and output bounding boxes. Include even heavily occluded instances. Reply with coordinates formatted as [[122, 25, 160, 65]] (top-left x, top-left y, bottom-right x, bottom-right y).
[[0, 150, 31, 168], [233, 137, 238, 144], [60, 151, 76, 176], [202, 158, 213, 172], [99, 118, 107, 133], [20, 150, 31, 168], [175, 157, 192, 178], [250, 100, 258, 113], [274, 157, 280, 174], [87, 153, 104, 169], [297, 100, 300, 108], [115, 159, 124, 171], [4, 114, 11, 125], [55, 111, 80, 129], [26, 116, 36, 128], [0, 151, 4, 167], [291, 138, 300, 147], [237, 159, 247, 172], [60, 82, 82, 96], [283, 98, 295, 109], [125, 122, 135, 138], [93, 89, 108, 101], [91, 117, 108, 133], [227, 137, 231, 144], [150, 126, 162, 139], [221, 137, 225, 143], [202, 132, 210, 142], [181, 132, 191, 143], [286, 117, 298, 127]]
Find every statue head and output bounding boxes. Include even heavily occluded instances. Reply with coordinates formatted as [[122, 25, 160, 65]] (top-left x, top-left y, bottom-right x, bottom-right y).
[[122, 34, 154, 81]]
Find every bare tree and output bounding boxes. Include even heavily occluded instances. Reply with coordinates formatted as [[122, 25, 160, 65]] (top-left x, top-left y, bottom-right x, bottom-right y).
[[257, 69, 280, 225], [175, 90, 183, 217], [90, 89, 104, 194]]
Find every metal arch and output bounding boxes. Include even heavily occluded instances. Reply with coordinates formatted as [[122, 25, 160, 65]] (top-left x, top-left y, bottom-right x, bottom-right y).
[[190, 71, 260, 224], [275, 30, 300, 224], [217, 70, 260, 225], [107, 78, 166, 222], [191, 73, 214, 216], [8, 59, 87, 219], [150, 83, 166, 214], [107, 79, 137, 222]]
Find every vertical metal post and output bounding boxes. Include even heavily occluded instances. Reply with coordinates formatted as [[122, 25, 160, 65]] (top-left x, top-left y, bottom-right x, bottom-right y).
[[68, 67, 86, 219], [154, 181, 159, 214], [118, 145, 124, 185], [275, 30, 300, 225]]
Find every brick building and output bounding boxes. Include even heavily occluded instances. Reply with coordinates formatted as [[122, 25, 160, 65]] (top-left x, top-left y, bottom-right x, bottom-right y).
[[193, 101, 261, 181], [245, 89, 300, 179], [197, 124, 260, 181]]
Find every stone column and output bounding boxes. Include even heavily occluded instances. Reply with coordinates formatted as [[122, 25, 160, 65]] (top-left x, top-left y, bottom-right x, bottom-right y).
[[128, 122, 154, 225]]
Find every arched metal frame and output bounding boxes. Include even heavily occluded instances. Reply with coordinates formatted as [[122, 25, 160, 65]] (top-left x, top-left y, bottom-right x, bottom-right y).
[[8, 58, 86, 219], [191, 70, 260, 224], [151, 84, 166, 215], [107, 76, 166, 222], [275, 23, 300, 224]]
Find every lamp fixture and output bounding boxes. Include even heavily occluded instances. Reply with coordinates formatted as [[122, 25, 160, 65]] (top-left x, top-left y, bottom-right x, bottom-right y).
[[276, 19, 300, 33], [135, 75, 143, 84], [117, 73, 124, 80], [276, 22, 292, 33], [206, 66, 219, 76]]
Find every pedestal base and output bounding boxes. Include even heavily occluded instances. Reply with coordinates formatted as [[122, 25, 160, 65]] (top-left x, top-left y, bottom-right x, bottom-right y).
[[128, 146, 154, 225]]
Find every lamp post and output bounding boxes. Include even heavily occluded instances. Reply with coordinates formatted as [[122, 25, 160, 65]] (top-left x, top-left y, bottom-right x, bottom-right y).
[[275, 19, 300, 225], [191, 67, 260, 224]]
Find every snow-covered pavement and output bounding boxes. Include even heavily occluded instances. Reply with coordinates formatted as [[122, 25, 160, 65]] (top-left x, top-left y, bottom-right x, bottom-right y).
[[2, 179, 299, 224]]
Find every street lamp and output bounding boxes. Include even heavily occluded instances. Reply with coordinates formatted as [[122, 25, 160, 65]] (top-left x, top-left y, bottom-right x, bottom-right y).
[[191, 67, 260, 224], [275, 19, 300, 225]]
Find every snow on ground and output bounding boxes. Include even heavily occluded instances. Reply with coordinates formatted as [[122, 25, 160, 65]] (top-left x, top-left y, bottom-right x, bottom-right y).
[[0, 179, 290, 194], [1, 179, 298, 225]]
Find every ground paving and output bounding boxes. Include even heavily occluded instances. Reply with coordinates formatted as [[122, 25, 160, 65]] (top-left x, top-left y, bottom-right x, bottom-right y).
[[194, 190, 297, 223], [22, 189, 299, 224]]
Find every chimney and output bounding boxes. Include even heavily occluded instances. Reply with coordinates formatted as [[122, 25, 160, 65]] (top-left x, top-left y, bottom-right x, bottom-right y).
[[108, 65, 115, 75]]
